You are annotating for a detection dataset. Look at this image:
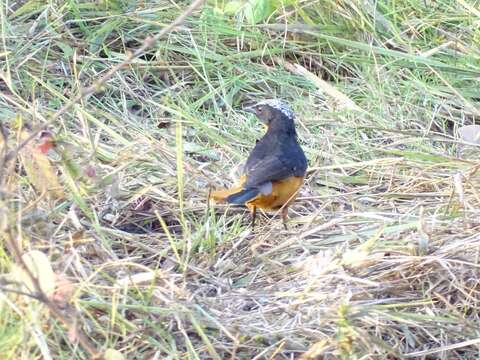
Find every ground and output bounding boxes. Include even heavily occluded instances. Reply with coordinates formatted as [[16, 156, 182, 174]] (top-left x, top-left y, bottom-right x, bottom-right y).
[[1, 0, 480, 359]]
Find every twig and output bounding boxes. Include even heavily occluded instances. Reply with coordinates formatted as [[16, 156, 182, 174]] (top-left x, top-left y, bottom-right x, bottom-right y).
[[0, 285, 45, 301], [4, 0, 205, 164], [1, 1, 206, 358], [0, 121, 8, 186], [5, 230, 101, 358]]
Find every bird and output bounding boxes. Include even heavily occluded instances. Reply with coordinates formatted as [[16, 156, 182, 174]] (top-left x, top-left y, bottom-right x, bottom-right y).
[[211, 99, 307, 229]]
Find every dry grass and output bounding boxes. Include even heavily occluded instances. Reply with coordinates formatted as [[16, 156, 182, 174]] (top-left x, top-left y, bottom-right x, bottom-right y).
[[1, 0, 480, 359]]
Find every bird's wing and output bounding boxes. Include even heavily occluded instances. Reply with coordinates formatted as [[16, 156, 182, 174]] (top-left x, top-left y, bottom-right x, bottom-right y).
[[245, 155, 295, 188]]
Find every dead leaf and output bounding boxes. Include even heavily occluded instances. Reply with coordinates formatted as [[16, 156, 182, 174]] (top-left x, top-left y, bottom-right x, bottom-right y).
[[11, 250, 56, 296], [37, 131, 56, 154], [18, 129, 65, 199], [50, 273, 75, 305], [68, 325, 78, 344], [115, 271, 159, 287], [458, 125, 480, 144], [457, 125, 480, 159], [104, 348, 125, 360]]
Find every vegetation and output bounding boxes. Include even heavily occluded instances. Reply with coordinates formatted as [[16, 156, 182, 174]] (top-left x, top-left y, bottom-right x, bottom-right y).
[[1, 0, 480, 358]]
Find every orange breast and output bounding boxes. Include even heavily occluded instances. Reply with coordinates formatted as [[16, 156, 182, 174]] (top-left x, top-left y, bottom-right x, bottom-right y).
[[246, 176, 304, 211]]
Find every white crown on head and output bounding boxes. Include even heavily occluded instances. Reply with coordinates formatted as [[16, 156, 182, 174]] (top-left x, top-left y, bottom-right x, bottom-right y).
[[256, 99, 294, 119]]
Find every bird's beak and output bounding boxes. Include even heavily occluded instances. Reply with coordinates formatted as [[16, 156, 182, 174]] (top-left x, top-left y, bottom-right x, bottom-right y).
[[242, 104, 267, 130], [243, 105, 256, 114]]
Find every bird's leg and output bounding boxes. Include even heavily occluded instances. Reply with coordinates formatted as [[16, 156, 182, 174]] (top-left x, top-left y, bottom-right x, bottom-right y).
[[281, 206, 289, 230], [206, 187, 212, 212], [251, 206, 257, 230]]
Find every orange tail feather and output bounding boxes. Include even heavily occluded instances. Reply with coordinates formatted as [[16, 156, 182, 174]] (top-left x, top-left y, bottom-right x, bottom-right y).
[[211, 186, 243, 202]]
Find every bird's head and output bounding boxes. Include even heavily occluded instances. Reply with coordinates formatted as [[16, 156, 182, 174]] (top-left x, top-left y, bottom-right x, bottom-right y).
[[244, 99, 296, 133]]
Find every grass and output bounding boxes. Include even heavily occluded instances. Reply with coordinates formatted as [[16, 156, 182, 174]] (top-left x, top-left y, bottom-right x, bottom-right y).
[[1, 0, 480, 358]]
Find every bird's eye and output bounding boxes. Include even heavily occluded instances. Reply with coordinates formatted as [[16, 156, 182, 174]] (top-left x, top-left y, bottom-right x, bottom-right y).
[[257, 106, 263, 112]]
